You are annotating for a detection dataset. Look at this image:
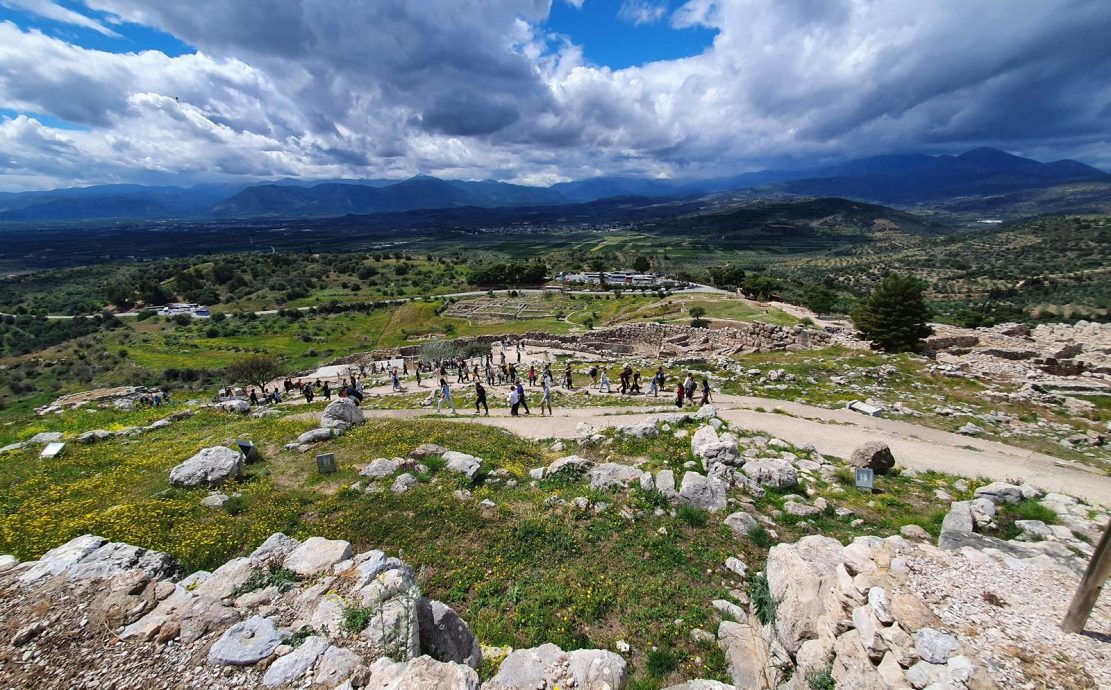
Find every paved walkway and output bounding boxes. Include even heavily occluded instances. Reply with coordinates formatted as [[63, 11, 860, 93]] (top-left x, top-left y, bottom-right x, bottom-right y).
[[348, 393, 1111, 505]]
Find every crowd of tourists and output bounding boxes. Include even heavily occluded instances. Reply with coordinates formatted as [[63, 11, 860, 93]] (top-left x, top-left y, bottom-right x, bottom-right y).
[[224, 338, 713, 415]]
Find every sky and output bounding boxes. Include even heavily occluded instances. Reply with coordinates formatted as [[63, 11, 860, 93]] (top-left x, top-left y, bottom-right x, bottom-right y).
[[0, 0, 1109, 191]]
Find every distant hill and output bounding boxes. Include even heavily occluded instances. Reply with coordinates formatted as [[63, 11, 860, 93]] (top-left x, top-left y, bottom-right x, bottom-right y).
[[776, 148, 1109, 203], [0, 148, 1105, 222], [211, 176, 567, 217]]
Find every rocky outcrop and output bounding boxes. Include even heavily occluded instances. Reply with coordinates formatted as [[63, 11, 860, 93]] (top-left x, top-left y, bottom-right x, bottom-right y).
[[0, 534, 626, 690], [483, 643, 628, 690]]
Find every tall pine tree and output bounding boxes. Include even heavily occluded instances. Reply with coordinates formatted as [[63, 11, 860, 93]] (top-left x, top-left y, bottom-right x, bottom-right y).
[[852, 274, 934, 352]]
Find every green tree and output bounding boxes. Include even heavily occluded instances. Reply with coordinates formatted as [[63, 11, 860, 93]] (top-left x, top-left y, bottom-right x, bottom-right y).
[[851, 274, 934, 353], [632, 256, 651, 273], [225, 353, 285, 391], [801, 284, 837, 315], [689, 305, 709, 329]]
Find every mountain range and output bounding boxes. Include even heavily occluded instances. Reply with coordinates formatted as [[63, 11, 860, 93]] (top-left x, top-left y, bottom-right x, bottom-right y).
[[0, 148, 1105, 222]]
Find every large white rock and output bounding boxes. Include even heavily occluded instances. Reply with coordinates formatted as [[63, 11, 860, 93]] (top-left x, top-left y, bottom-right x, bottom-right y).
[[284, 537, 353, 577], [442, 451, 483, 482], [262, 636, 329, 687], [363, 655, 480, 690], [724, 511, 759, 537], [547, 455, 593, 475], [678, 472, 727, 512], [217, 400, 251, 414], [973, 482, 1023, 505], [321, 398, 365, 428], [741, 459, 797, 490], [718, 621, 771, 689], [588, 463, 646, 490], [207, 616, 284, 666], [359, 458, 404, 479], [765, 536, 844, 655], [484, 643, 627, 690], [169, 446, 244, 488]]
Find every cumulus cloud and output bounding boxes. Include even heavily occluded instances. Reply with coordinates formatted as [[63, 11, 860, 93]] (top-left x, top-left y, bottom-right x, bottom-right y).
[[0, 0, 1108, 190], [0, 0, 119, 36]]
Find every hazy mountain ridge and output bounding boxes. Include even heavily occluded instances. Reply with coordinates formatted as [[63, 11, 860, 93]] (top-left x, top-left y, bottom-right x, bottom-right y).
[[0, 148, 1105, 222]]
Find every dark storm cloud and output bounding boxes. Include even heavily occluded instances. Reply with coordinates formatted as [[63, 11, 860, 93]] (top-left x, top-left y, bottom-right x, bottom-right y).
[[0, 0, 1108, 190]]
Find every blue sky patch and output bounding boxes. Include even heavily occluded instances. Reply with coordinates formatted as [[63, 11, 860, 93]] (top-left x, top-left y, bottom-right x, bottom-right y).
[[546, 0, 717, 69]]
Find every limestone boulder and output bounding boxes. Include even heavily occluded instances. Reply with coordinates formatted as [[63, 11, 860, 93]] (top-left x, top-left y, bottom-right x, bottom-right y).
[[741, 460, 798, 490], [484, 643, 627, 690], [359, 458, 404, 480], [678, 472, 728, 512], [724, 511, 759, 537], [362, 655, 479, 690], [589, 463, 646, 491], [547, 455, 594, 476], [973, 482, 1023, 505], [262, 636, 329, 687], [207, 616, 284, 666], [718, 621, 771, 689], [442, 451, 483, 482], [217, 400, 251, 414], [283, 537, 353, 577], [417, 598, 481, 668], [848, 442, 895, 474], [321, 398, 365, 429], [765, 535, 844, 655], [297, 428, 336, 444], [169, 446, 243, 489]]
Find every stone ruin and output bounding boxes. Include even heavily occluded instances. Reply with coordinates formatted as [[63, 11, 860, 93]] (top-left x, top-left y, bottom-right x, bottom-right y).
[[325, 322, 849, 372]]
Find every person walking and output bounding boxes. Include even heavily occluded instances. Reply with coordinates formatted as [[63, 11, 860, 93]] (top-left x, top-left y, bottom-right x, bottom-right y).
[[516, 380, 530, 415], [392, 368, 402, 391], [675, 381, 686, 408], [528, 365, 536, 387], [700, 378, 712, 406], [322, 381, 331, 400], [540, 378, 553, 416], [632, 369, 641, 394], [415, 368, 422, 387], [249, 388, 259, 406], [647, 373, 658, 398], [599, 370, 611, 393], [564, 364, 574, 389], [436, 377, 457, 414], [508, 384, 520, 416], [474, 381, 489, 415], [684, 373, 697, 402], [304, 385, 315, 404], [588, 366, 598, 386]]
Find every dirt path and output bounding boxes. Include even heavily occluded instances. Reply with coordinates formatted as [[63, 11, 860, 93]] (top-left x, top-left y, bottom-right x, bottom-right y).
[[344, 393, 1111, 505]]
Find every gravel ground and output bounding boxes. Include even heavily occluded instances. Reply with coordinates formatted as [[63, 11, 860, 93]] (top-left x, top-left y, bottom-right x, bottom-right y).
[[906, 547, 1111, 689]]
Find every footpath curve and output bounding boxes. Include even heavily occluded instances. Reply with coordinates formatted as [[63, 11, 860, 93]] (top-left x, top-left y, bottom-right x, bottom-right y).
[[351, 393, 1111, 505]]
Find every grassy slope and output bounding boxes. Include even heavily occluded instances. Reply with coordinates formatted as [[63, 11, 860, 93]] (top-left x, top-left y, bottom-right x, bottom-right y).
[[0, 401, 1036, 687]]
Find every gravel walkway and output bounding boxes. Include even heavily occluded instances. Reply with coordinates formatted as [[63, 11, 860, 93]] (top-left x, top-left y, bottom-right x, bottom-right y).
[[907, 547, 1110, 689]]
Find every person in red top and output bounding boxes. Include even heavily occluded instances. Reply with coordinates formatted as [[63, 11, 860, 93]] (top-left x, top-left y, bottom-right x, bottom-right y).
[[528, 365, 537, 387], [676, 381, 686, 408]]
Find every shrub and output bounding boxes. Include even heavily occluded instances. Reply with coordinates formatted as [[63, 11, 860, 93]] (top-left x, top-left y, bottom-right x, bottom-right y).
[[807, 665, 835, 690], [646, 648, 678, 677], [677, 505, 708, 527], [747, 525, 775, 549], [342, 603, 374, 632], [748, 572, 777, 625]]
